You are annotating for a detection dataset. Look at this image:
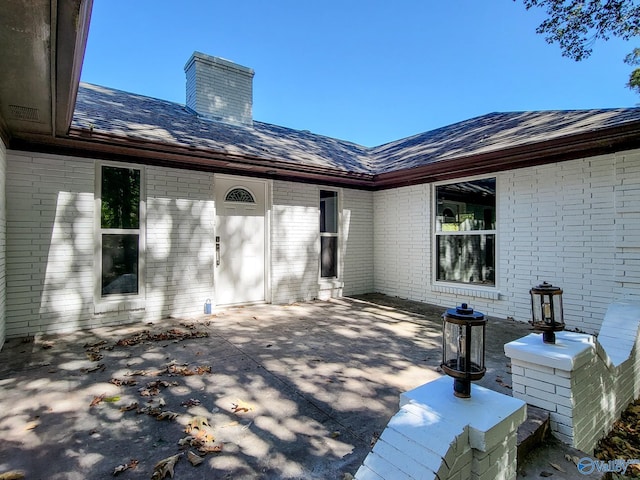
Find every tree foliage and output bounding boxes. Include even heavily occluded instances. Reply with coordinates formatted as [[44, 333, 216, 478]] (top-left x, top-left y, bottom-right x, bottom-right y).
[[518, 0, 640, 92]]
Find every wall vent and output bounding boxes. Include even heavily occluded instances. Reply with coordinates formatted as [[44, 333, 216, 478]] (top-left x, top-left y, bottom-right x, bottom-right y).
[[9, 104, 40, 122]]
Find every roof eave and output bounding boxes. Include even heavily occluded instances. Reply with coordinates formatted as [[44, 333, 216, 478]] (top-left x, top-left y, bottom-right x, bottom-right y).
[[10, 117, 640, 191], [12, 127, 377, 189], [373, 121, 640, 189], [54, 0, 93, 137]]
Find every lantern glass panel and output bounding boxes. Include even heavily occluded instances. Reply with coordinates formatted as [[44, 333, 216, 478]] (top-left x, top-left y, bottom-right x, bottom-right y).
[[443, 321, 462, 371], [532, 294, 543, 324], [552, 294, 564, 325], [470, 325, 484, 373]]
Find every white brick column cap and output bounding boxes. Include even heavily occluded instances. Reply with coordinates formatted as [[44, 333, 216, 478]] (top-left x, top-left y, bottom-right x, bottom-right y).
[[400, 376, 526, 451], [504, 332, 594, 371]]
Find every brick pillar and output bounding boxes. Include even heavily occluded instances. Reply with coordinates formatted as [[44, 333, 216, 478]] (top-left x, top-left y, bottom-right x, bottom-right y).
[[505, 331, 596, 450], [355, 376, 526, 480]]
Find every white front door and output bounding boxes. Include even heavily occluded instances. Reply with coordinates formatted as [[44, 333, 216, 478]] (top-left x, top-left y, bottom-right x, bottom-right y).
[[214, 175, 266, 306]]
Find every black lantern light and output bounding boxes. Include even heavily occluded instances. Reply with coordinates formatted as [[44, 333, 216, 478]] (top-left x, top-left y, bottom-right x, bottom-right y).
[[441, 303, 487, 398], [530, 281, 564, 344]]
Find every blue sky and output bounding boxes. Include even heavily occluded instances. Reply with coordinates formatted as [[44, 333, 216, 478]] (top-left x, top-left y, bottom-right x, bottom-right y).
[[81, 1, 639, 147]]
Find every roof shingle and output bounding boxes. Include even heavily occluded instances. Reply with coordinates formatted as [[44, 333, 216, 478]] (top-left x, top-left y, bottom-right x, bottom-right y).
[[72, 82, 640, 176]]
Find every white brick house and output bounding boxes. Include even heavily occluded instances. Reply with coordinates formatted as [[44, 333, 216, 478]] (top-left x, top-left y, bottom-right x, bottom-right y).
[[0, 1, 639, 349]]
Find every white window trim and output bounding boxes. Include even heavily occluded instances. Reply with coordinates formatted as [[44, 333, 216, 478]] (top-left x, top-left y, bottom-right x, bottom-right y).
[[94, 162, 146, 313], [319, 187, 342, 283], [432, 175, 499, 294]]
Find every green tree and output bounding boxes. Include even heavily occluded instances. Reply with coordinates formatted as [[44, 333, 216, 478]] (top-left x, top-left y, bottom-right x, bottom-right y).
[[517, 0, 640, 92]]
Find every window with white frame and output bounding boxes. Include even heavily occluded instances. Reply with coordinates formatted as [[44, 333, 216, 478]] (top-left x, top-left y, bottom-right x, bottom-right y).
[[435, 177, 496, 286], [320, 190, 338, 278], [99, 165, 143, 297]]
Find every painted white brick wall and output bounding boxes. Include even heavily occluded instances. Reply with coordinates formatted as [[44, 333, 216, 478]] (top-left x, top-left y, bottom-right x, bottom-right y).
[[615, 151, 640, 303], [5, 152, 216, 337], [6, 151, 94, 336], [374, 151, 640, 334], [185, 53, 254, 126], [373, 184, 430, 300], [0, 138, 6, 349], [145, 166, 215, 319], [271, 181, 374, 303], [342, 188, 374, 296], [271, 181, 320, 304]]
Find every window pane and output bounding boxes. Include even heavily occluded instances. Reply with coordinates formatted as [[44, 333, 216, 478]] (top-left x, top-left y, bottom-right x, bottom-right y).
[[321, 236, 337, 278], [320, 190, 338, 233], [436, 178, 495, 232], [101, 166, 140, 229], [436, 234, 495, 285], [102, 234, 139, 295]]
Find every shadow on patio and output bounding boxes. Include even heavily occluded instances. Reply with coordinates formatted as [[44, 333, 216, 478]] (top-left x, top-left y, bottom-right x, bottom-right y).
[[0, 294, 531, 479]]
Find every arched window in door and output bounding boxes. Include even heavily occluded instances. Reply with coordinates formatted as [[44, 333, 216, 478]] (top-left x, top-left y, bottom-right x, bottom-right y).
[[225, 187, 255, 203]]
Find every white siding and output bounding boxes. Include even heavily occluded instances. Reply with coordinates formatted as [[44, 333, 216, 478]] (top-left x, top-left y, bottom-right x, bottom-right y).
[[5, 152, 216, 337], [374, 151, 640, 334]]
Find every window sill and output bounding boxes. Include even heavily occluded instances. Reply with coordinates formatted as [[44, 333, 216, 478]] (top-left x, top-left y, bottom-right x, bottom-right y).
[[432, 283, 501, 300], [319, 278, 343, 289], [94, 297, 146, 314]]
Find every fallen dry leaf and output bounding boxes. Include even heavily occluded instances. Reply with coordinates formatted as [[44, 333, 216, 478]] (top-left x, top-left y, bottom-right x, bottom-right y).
[[151, 453, 182, 480], [24, 420, 39, 431], [231, 399, 253, 414], [550, 461, 565, 472], [185, 416, 210, 433], [178, 436, 195, 446], [0, 471, 25, 480], [112, 459, 138, 476], [117, 329, 209, 347], [86, 352, 103, 361], [198, 444, 223, 454], [167, 364, 211, 376], [139, 380, 176, 397], [187, 450, 204, 466], [119, 402, 138, 412], [156, 411, 180, 421], [90, 394, 106, 407], [110, 378, 138, 387], [181, 398, 201, 407], [83, 363, 106, 373]]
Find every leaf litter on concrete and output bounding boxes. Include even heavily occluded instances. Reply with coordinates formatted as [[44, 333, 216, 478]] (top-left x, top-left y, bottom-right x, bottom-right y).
[[78, 325, 227, 478]]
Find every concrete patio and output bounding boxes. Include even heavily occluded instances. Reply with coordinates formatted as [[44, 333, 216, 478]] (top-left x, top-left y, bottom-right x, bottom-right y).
[[0, 294, 588, 479]]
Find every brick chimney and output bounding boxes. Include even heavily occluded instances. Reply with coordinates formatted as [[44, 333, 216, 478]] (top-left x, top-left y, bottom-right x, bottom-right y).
[[184, 52, 254, 127]]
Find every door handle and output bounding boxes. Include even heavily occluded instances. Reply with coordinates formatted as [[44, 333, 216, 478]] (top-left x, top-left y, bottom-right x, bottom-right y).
[[215, 236, 220, 266]]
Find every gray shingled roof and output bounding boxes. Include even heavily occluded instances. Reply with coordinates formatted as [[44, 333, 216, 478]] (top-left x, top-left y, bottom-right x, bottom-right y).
[[370, 109, 640, 173], [72, 82, 640, 175], [72, 83, 372, 174]]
